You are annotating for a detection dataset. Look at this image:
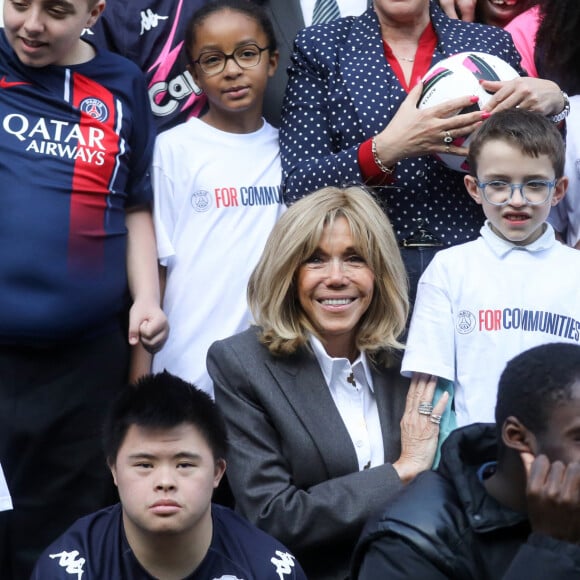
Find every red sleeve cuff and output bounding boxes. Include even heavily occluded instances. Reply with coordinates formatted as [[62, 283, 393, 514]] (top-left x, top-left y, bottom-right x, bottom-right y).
[[358, 139, 396, 186]]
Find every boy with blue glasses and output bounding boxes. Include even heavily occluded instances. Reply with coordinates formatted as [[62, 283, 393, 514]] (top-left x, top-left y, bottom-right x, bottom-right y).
[[401, 108, 580, 428]]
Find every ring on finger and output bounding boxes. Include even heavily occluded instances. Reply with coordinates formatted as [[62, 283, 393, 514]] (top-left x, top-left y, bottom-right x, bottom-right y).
[[418, 401, 433, 415], [430, 413, 443, 425], [443, 130, 453, 145]]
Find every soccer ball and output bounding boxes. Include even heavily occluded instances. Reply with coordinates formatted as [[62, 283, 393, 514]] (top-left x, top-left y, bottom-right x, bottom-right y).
[[418, 52, 520, 172]]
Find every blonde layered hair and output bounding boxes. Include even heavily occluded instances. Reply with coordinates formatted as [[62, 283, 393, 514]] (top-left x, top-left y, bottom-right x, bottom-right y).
[[248, 186, 409, 364]]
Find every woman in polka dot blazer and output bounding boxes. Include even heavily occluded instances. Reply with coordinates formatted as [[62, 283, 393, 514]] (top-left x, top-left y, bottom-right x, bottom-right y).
[[280, 0, 567, 298]]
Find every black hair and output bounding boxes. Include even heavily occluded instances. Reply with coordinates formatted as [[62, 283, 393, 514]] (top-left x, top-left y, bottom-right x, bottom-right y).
[[535, 0, 580, 95], [103, 371, 228, 464], [185, 0, 277, 62], [467, 108, 565, 178], [495, 343, 580, 437]]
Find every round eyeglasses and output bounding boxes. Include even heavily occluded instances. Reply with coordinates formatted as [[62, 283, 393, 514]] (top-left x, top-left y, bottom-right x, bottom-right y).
[[476, 179, 557, 206], [192, 43, 271, 76]]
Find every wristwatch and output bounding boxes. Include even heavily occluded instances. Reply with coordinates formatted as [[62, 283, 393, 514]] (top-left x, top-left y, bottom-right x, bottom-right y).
[[549, 91, 570, 123]]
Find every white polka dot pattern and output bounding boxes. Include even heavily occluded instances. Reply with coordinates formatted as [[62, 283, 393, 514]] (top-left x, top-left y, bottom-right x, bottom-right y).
[[280, 1, 523, 246]]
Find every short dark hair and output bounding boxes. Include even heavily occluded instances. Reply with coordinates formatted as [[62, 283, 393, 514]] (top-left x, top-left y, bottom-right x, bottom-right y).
[[185, 0, 278, 62], [467, 109, 565, 178], [495, 343, 580, 436], [103, 372, 228, 464]]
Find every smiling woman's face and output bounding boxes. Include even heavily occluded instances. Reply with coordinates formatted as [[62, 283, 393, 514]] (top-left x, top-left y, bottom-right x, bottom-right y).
[[297, 217, 375, 360]]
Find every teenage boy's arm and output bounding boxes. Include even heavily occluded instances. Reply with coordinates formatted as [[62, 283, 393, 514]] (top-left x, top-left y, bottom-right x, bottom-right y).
[[127, 265, 167, 383], [126, 205, 168, 353]]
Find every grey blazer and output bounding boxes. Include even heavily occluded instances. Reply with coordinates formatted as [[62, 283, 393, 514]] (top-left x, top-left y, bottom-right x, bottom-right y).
[[207, 326, 409, 580]]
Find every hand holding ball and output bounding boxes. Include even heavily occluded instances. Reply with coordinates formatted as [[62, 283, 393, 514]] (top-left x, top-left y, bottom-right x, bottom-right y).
[[418, 52, 519, 172]]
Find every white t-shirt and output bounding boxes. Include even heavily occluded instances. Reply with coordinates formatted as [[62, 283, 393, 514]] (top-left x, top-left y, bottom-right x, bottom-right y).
[[152, 117, 284, 396], [0, 463, 12, 512], [548, 94, 580, 248], [402, 222, 580, 426]]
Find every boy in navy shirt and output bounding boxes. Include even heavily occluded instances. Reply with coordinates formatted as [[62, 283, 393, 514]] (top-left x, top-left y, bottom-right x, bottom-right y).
[[32, 372, 306, 580]]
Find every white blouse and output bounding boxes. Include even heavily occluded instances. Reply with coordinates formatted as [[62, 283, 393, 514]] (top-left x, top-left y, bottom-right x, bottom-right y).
[[310, 335, 385, 470]]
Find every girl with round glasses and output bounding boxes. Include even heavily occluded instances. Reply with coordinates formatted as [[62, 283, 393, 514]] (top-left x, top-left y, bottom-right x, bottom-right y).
[[150, 0, 285, 397]]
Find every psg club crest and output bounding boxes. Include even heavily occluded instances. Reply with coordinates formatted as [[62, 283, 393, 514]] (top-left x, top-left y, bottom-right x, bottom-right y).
[[191, 190, 211, 213], [79, 97, 109, 122], [456, 310, 476, 335]]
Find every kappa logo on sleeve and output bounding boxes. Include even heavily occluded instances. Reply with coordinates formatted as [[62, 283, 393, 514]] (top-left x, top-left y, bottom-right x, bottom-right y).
[[140, 8, 169, 35], [271, 550, 297, 579], [49, 550, 86, 579]]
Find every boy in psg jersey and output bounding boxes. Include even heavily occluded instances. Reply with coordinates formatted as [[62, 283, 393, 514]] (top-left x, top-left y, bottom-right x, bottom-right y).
[[402, 108, 580, 428], [32, 372, 306, 580], [0, 0, 167, 577]]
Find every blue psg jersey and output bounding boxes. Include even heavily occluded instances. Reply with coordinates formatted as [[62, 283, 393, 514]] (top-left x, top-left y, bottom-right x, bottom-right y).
[[32, 503, 307, 579], [87, 0, 209, 133], [0, 32, 155, 343]]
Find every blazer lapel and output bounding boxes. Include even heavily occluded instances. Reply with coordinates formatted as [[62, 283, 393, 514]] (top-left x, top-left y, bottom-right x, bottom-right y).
[[265, 349, 360, 478], [372, 363, 408, 463], [338, 2, 455, 138], [339, 8, 405, 137]]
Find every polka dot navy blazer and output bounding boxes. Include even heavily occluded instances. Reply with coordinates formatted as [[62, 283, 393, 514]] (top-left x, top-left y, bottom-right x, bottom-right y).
[[280, 0, 523, 246]]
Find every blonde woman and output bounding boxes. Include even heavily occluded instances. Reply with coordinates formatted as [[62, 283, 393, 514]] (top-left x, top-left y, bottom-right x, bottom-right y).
[[207, 186, 449, 580]]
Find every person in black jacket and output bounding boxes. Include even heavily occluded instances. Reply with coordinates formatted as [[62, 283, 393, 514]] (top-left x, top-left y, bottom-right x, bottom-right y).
[[352, 342, 580, 579]]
